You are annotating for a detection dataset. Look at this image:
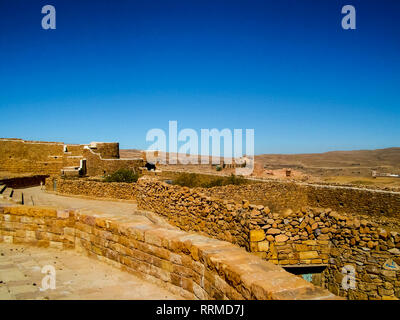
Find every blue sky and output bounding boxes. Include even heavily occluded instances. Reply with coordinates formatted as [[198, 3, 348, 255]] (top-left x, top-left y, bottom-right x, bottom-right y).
[[0, 0, 399, 154]]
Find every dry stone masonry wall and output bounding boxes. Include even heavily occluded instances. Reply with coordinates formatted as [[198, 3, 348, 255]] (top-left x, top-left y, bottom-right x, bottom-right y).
[[0, 138, 144, 177], [46, 178, 138, 200], [247, 207, 400, 300], [0, 204, 337, 300], [197, 182, 400, 219]]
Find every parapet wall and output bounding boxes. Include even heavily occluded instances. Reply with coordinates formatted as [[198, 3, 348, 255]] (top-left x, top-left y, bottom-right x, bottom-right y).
[[0, 204, 337, 300], [136, 179, 255, 248]]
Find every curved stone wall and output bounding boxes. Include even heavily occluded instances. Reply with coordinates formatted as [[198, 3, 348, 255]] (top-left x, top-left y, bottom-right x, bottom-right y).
[[0, 204, 337, 300]]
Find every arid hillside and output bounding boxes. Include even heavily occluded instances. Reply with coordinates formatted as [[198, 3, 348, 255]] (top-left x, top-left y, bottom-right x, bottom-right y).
[[120, 149, 142, 158], [257, 147, 400, 177], [122, 147, 400, 188]]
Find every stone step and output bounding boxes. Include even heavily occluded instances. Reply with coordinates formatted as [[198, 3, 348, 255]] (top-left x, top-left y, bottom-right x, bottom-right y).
[[0, 184, 6, 194]]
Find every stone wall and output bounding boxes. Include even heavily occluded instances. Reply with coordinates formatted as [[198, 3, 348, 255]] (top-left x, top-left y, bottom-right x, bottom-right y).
[[246, 206, 400, 300], [82, 148, 144, 176], [136, 179, 258, 248], [47, 177, 400, 299], [0, 204, 337, 300], [46, 177, 138, 200], [196, 181, 400, 219]]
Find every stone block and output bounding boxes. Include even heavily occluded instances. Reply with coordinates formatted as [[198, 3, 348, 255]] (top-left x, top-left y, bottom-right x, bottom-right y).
[[257, 240, 270, 252], [249, 230, 265, 242], [299, 251, 319, 260]]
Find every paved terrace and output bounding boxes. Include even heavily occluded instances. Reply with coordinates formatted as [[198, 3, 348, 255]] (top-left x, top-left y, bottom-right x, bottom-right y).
[[0, 187, 184, 300], [17, 186, 143, 219], [0, 243, 182, 300], [0, 186, 339, 300]]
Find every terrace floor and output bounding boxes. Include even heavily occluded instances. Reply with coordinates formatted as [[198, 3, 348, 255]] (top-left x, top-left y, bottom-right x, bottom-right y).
[[0, 243, 183, 300]]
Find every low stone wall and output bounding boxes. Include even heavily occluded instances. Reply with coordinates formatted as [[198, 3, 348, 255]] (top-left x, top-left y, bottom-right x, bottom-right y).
[[196, 182, 308, 212], [197, 181, 400, 218], [45, 178, 138, 200], [0, 204, 337, 300], [136, 179, 256, 248], [47, 177, 400, 299], [248, 207, 400, 300], [48, 175, 400, 220]]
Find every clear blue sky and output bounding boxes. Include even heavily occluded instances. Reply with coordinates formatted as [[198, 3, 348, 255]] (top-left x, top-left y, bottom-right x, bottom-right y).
[[0, 0, 399, 154]]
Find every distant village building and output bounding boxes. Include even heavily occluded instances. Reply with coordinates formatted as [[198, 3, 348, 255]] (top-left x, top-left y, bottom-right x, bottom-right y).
[[371, 170, 400, 178]]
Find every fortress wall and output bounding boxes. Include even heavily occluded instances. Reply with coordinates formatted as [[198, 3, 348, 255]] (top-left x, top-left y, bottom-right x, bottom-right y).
[[135, 179, 255, 248], [196, 182, 309, 212], [305, 185, 400, 218], [0, 139, 66, 175], [0, 204, 337, 300], [0, 139, 64, 161]]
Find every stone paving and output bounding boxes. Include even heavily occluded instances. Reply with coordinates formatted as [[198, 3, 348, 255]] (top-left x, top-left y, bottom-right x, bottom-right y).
[[0, 243, 183, 300], [20, 186, 143, 219]]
